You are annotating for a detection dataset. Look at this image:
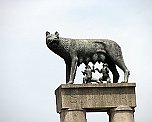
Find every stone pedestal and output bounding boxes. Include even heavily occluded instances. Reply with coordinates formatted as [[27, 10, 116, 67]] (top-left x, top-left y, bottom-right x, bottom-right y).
[[55, 83, 136, 122]]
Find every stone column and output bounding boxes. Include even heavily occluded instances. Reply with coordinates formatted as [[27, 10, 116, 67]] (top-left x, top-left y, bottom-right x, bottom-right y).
[[109, 106, 134, 122], [60, 109, 86, 122]]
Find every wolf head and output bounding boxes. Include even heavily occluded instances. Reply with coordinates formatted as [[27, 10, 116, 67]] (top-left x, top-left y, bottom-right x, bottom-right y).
[[46, 31, 60, 48]]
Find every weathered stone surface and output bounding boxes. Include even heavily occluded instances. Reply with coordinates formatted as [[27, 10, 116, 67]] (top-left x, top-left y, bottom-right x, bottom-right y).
[[109, 105, 135, 122], [55, 83, 136, 113], [60, 109, 86, 122]]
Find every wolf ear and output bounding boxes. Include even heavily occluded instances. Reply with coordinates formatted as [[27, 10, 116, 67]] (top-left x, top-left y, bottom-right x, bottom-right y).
[[46, 31, 50, 36], [55, 31, 59, 39]]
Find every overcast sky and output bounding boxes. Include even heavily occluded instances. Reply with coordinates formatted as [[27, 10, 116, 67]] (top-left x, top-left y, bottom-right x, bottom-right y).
[[1, 0, 152, 122]]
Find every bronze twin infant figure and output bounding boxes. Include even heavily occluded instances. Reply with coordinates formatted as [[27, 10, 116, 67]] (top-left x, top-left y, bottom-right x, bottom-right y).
[[82, 63, 111, 84]]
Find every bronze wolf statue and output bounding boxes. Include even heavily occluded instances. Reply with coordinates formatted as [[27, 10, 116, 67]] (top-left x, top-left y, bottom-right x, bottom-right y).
[[46, 31, 130, 84]]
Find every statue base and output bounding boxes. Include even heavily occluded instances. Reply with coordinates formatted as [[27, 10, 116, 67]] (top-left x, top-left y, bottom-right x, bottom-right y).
[[55, 83, 136, 122]]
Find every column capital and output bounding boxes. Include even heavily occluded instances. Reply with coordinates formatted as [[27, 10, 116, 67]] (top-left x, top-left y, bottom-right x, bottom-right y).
[[110, 105, 134, 112]]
